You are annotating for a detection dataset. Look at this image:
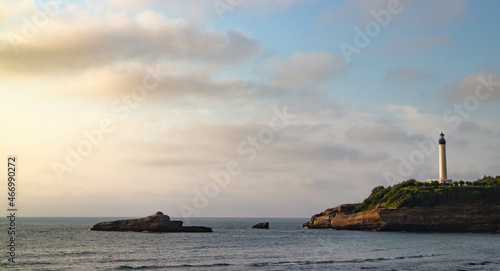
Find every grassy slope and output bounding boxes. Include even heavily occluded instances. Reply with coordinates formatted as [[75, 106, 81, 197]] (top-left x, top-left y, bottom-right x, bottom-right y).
[[352, 176, 500, 213]]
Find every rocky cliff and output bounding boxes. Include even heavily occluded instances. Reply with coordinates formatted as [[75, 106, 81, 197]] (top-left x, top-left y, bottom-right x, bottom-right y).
[[90, 212, 212, 232], [303, 204, 500, 233]]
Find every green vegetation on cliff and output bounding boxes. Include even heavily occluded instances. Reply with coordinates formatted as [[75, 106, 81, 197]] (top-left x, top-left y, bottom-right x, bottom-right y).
[[352, 176, 500, 213]]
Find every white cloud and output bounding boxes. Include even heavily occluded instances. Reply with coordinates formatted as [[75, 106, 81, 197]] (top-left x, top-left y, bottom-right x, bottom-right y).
[[384, 66, 436, 83], [265, 51, 345, 92], [347, 123, 421, 143], [0, 8, 261, 74], [237, 0, 305, 15], [104, 0, 305, 21], [443, 72, 500, 101], [0, 0, 38, 25]]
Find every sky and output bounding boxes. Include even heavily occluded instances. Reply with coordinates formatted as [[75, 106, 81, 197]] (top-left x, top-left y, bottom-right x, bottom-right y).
[[1, 0, 500, 218]]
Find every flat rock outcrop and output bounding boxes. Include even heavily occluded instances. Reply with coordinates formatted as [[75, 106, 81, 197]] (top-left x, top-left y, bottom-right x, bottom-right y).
[[252, 222, 269, 229], [90, 212, 212, 232], [303, 204, 500, 233]]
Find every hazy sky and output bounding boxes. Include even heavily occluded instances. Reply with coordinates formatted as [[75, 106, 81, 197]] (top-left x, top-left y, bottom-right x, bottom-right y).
[[1, 0, 500, 217]]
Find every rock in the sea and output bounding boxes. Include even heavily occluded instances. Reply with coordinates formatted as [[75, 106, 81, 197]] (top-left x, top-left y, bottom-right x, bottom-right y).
[[303, 204, 500, 233], [90, 212, 212, 232], [252, 222, 269, 229]]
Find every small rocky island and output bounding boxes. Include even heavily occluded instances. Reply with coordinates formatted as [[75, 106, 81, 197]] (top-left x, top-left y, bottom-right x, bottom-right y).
[[304, 177, 500, 233], [252, 222, 269, 229], [90, 212, 212, 232]]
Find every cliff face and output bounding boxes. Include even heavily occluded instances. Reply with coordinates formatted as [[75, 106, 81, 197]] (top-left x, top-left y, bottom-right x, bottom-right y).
[[303, 204, 500, 233], [90, 212, 212, 232]]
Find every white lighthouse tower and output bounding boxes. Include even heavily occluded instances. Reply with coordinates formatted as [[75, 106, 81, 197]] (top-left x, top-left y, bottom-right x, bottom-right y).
[[427, 132, 452, 184]]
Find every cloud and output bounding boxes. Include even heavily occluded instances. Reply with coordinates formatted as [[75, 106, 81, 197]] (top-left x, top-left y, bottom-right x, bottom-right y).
[[320, 0, 461, 55], [116, 107, 388, 183], [384, 66, 436, 83], [443, 72, 500, 101], [264, 51, 345, 92], [237, 0, 305, 15], [321, 0, 465, 27], [106, 0, 171, 8], [385, 34, 449, 56], [104, 0, 305, 20], [0, 0, 38, 25], [0, 8, 261, 74], [456, 121, 481, 135], [241, 0, 304, 9], [321, 0, 396, 23], [346, 123, 421, 143], [32, 61, 253, 102], [406, 0, 466, 28]]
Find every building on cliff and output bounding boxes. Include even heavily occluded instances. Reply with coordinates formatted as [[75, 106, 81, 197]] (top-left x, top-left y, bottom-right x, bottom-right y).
[[427, 132, 453, 184]]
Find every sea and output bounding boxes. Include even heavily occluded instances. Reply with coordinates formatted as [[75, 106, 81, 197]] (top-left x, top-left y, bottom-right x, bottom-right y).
[[1, 217, 498, 270]]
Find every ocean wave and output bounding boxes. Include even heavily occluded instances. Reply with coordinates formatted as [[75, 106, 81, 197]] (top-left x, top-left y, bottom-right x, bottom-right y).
[[178, 263, 232, 268], [116, 263, 232, 269], [55, 250, 97, 256], [250, 254, 438, 267], [465, 261, 491, 266]]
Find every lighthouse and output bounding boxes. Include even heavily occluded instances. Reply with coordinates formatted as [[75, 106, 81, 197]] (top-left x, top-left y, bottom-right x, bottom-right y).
[[438, 133, 448, 180], [427, 132, 452, 184]]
